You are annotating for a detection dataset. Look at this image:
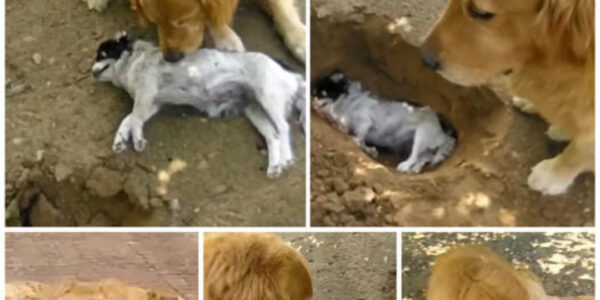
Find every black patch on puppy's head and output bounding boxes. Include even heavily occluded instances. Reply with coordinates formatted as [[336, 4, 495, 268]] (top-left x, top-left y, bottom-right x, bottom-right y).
[[95, 32, 133, 62], [312, 69, 350, 100]]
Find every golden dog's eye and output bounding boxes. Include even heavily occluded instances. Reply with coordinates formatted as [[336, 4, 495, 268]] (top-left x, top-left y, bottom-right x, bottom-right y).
[[467, 1, 495, 20]]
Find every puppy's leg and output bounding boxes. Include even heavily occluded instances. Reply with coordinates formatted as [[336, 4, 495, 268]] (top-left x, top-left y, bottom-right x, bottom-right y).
[[257, 93, 295, 169], [351, 122, 378, 157], [528, 135, 594, 195], [83, 0, 111, 12], [255, 0, 306, 62], [431, 136, 456, 165], [113, 100, 160, 152], [244, 104, 284, 178], [397, 123, 439, 173]]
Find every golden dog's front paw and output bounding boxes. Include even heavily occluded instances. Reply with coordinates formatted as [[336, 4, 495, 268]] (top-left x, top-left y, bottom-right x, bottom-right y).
[[528, 158, 574, 195], [546, 125, 570, 142], [512, 96, 536, 114], [283, 25, 306, 63]]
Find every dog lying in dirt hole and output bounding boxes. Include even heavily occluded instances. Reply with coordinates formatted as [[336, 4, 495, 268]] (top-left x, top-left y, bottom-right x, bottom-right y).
[[204, 233, 313, 300], [312, 70, 456, 174], [426, 245, 594, 300], [6, 279, 183, 300], [92, 32, 305, 178]]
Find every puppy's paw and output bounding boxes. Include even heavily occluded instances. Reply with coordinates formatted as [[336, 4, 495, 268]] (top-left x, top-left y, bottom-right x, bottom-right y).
[[113, 140, 128, 153], [512, 96, 536, 114], [267, 164, 283, 178], [528, 159, 573, 195], [85, 0, 110, 12], [546, 125, 570, 142], [396, 160, 425, 174], [133, 138, 147, 152], [281, 157, 295, 170], [283, 26, 306, 63]]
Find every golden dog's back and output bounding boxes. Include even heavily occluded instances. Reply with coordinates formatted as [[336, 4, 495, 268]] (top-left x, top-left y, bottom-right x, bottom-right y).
[[5, 279, 181, 300], [204, 233, 313, 300]]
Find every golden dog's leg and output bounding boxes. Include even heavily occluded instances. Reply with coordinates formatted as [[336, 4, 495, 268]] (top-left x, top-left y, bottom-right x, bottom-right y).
[[208, 25, 245, 52], [255, 0, 306, 62], [528, 134, 594, 195], [546, 125, 571, 142]]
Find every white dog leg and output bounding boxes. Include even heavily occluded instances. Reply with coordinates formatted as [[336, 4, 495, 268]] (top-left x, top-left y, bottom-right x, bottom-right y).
[[84, 0, 111, 12], [113, 114, 133, 153], [129, 104, 161, 152], [244, 105, 283, 178], [396, 124, 437, 174]]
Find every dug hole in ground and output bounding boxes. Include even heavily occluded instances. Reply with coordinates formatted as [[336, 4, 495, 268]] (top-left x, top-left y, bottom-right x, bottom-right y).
[[310, 0, 594, 227]]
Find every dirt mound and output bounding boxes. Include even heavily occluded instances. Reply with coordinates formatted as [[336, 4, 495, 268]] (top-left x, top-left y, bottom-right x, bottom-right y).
[[310, 4, 594, 226], [5, 0, 306, 226]]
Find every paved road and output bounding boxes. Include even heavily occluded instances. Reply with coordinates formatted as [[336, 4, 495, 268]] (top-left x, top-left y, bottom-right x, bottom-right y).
[[5, 233, 198, 300]]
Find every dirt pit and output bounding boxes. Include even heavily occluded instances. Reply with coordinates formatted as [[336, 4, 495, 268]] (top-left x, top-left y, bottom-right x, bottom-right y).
[[280, 232, 397, 300], [5, 0, 306, 226], [402, 233, 595, 300], [310, 0, 594, 227]]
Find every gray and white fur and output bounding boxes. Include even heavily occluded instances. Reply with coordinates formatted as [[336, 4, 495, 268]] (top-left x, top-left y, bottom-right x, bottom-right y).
[[312, 71, 455, 174], [92, 32, 305, 178]]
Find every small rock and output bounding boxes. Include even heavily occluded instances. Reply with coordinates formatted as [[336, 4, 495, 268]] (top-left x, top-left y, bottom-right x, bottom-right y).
[[331, 177, 349, 194], [150, 197, 163, 209], [212, 185, 229, 195], [32, 53, 42, 64], [7, 83, 28, 97], [54, 163, 73, 182], [193, 207, 200, 213], [86, 167, 123, 198], [197, 159, 208, 170], [169, 198, 181, 211], [89, 212, 113, 226]]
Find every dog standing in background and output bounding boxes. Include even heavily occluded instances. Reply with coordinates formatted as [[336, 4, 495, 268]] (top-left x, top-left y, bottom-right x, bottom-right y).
[[421, 0, 594, 195], [82, 0, 306, 63]]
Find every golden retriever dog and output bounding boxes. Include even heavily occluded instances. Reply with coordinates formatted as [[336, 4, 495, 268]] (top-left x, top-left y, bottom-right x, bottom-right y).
[[204, 233, 313, 300], [426, 245, 594, 300], [5, 279, 183, 300], [84, 0, 305, 63], [421, 0, 594, 195]]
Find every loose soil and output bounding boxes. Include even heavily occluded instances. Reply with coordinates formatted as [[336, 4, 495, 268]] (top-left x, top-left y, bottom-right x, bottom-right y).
[[280, 232, 397, 300], [310, 0, 594, 227], [5, 232, 198, 300], [402, 232, 595, 300], [5, 0, 306, 226]]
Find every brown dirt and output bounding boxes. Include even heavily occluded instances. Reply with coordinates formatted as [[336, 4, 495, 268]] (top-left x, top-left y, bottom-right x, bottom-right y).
[[279, 232, 397, 300], [5, 0, 306, 226], [5, 232, 198, 300], [309, 0, 594, 227], [402, 232, 595, 300]]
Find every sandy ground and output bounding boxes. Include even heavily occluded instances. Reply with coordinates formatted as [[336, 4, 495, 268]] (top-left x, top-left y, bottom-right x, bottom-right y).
[[402, 232, 595, 300], [309, 0, 594, 227], [275, 233, 396, 300], [5, 0, 306, 226], [5, 232, 198, 299]]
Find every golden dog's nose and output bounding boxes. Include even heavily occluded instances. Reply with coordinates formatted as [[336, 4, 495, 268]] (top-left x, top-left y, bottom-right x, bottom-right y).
[[164, 51, 184, 63], [420, 51, 441, 71]]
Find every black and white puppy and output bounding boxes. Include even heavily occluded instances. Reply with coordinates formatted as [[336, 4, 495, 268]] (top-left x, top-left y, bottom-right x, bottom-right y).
[[312, 70, 456, 174], [92, 32, 305, 178]]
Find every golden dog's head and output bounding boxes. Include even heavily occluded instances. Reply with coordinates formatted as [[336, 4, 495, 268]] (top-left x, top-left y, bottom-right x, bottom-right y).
[[131, 0, 207, 62], [421, 0, 594, 86]]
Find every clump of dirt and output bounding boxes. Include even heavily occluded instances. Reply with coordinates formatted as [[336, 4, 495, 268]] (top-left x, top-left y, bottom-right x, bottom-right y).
[[6, 0, 306, 226], [310, 0, 594, 226]]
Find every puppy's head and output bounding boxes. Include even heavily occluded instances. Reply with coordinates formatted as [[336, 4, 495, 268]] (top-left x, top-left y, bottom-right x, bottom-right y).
[[92, 32, 133, 81], [131, 0, 211, 63], [312, 70, 350, 108], [420, 0, 593, 86]]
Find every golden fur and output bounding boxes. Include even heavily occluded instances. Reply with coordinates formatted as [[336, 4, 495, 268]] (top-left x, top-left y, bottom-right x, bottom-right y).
[[426, 246, 594, 300], [204, 233, 313, 300], [422, 0, 594, 195], [5, 279, 182, 300], [128, 0, 305, 61]]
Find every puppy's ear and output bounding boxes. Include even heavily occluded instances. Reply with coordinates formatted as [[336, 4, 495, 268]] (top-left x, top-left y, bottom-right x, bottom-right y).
[[535, 0, 594, 62]]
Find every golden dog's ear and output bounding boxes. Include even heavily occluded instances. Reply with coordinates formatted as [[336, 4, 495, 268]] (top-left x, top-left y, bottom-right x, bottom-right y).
[[535, 0, 594, 62], [130, 0, 153, 28], [463, 258, 530, 300]]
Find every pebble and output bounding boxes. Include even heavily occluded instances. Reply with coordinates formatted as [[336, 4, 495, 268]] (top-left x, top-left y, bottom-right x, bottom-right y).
[[32, 53, 42, 65], [169, 198, 181, 211], [7, 83, 28, 97], [331, 178, 349, 194]]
